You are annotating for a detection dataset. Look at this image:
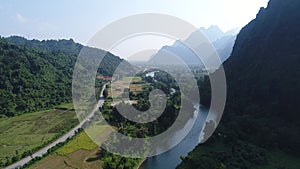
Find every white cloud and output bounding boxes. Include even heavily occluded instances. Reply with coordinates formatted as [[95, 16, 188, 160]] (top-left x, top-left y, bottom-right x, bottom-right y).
[[16, 13, 30, 23]]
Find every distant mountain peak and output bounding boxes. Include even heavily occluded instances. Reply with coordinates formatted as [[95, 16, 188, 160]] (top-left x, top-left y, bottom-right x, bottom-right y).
[[199, 25, 225, 42], [208, 25, 223, 31], [147, 25, 238, 67], [200, 25, 222, 31]]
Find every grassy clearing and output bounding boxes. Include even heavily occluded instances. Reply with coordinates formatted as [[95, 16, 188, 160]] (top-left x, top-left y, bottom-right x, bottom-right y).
[[56, 132, 98, 155], [56, 122, 110, 156], [28, 126, 111, 169], [122, 76, 142, 82], [0, 104, 78, 164], [54, 103, 74, 110], [131, 83, 151, 93], [29, 148, 103, 169], [108, 76, 149, 99]]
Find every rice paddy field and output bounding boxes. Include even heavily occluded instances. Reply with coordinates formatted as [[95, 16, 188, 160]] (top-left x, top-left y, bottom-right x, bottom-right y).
[[28, 129, 110, 169], [108, 76, 149, 99], [0, 103, 78, 165]]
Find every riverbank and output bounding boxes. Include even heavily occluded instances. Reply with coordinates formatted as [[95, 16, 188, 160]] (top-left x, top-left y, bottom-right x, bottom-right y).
[[138, 105, 209, 169], [136, 158, 146, 169]]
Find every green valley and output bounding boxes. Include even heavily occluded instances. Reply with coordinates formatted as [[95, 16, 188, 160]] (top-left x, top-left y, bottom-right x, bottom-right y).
[[0, 104, 77, 166]]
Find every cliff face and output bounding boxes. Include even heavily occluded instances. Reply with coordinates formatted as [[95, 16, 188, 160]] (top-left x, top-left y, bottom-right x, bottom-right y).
[[217, 0, 300, 152], [224, 0, 300, 122], [178, 0, 300, 168]]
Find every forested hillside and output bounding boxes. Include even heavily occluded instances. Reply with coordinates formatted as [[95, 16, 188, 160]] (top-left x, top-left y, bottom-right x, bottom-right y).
[[0, 36, 134, 117], [179, 0, 300, 168]]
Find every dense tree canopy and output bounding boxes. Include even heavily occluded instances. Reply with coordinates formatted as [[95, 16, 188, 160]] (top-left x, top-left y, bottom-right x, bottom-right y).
[[0, 36, 135, 117], [179, 0, 300, 168]]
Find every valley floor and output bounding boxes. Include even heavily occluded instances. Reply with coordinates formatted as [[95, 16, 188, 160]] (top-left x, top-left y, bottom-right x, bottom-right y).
[[0, 103, 78, 167]]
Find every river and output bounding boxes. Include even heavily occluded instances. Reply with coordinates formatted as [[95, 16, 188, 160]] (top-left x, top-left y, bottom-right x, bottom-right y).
[[139, 104, 209, 169]]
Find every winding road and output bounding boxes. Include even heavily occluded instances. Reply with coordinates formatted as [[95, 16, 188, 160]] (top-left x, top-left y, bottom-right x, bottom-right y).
[[6, 84, 108, 169]]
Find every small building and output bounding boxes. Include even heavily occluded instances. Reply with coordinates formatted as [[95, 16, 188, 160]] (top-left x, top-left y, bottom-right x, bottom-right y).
[[96, 74, 114, 81]]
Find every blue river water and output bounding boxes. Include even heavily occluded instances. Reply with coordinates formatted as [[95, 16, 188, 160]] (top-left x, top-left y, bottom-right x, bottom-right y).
[[140, 105, 209, 169]]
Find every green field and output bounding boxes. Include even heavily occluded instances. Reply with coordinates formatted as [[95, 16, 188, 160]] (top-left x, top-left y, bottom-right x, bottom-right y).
[[54, 103, 75, 110], [28, 126, 110, 169], [0, 103, 78, 165], [28, 126, 144, 169], [56, 121, 111, 156], [56, 132, 99, 155], [108, 76, 149, 99]]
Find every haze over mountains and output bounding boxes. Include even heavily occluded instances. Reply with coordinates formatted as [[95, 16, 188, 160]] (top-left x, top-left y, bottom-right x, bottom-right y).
[[146, 25, 239, 67], [1, 0, 299, 168], [199, 25, 240, 42]]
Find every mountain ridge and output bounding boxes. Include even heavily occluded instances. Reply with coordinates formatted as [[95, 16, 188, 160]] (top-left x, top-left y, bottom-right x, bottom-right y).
[[178, 0, 300, 168], [147, 25, 238, 67], [0, 36, 135, 117]]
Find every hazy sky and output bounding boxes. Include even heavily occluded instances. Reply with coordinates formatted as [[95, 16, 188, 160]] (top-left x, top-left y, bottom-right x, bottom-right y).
[[0, 0, 268, 44]]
